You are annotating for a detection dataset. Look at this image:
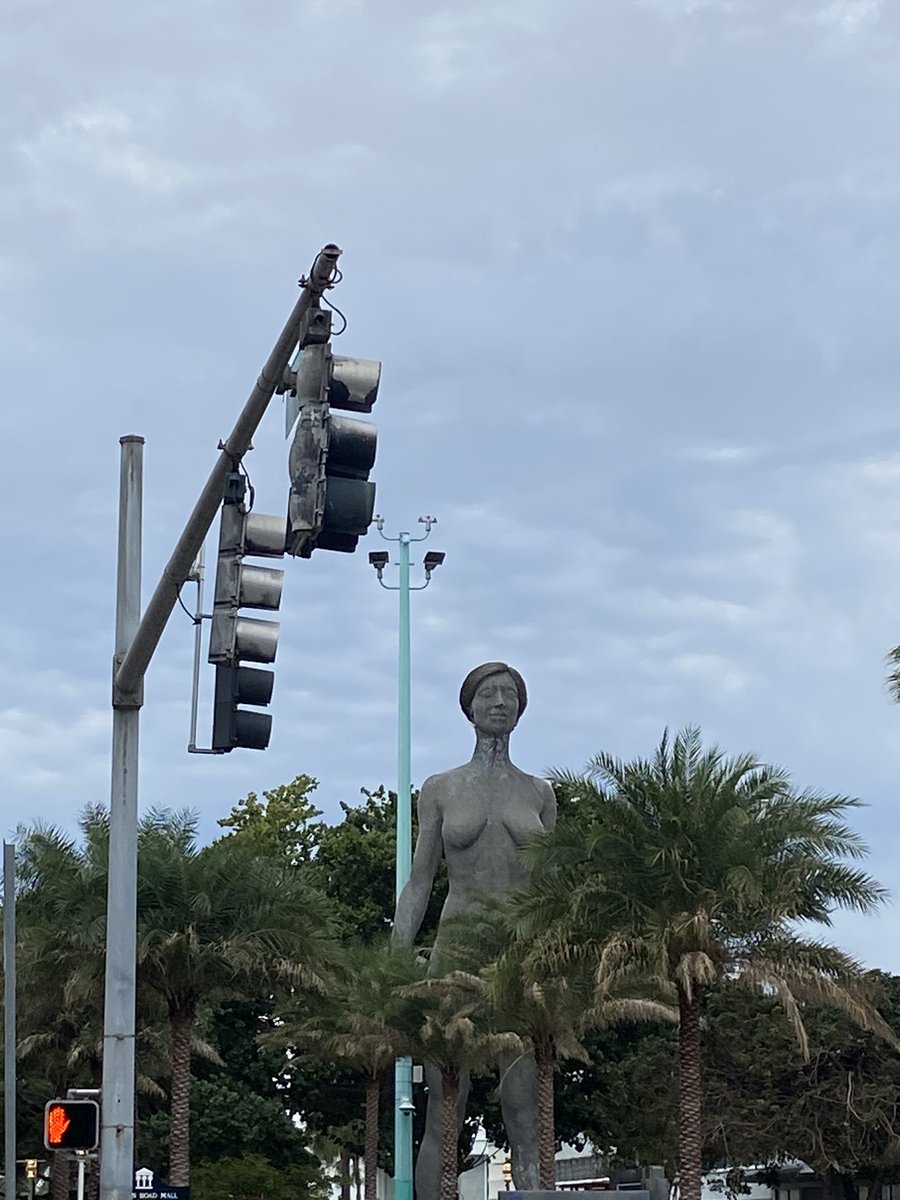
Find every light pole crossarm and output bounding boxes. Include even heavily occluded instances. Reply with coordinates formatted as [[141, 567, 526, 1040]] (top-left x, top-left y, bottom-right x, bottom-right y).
[[378, 530, 433, 545], [113, 245, 342, 706], [378, 580, 430, 592]]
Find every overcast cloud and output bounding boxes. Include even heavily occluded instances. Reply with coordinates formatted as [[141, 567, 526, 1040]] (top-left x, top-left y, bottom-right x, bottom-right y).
[[3, 0, 900, 967]]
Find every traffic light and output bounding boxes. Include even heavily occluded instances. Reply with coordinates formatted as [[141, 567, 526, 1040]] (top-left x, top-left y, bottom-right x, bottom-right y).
[[285, 310, 381, 558], [43, 1100, 99, 1151], [208, 472, 286, 752]]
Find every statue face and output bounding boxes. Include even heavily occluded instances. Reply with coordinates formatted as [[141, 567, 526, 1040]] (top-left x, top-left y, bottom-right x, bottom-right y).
[[469, 670, 520, 735]]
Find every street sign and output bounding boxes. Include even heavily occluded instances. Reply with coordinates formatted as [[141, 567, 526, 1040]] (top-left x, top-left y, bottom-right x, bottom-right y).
[[133, 1189, 190, 1200]]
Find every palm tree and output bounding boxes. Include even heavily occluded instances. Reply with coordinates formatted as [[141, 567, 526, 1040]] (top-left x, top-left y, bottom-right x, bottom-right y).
[[16, 812, 145, 1200], [402, 968, 522, 1200], [269, 940, 420, 1200], [885, 646, 900, 702], [17, 807, 335, 1189], [445, 906, 676, 1189], [131, 812, 334, 1186], [516, 727, 892, 1200]]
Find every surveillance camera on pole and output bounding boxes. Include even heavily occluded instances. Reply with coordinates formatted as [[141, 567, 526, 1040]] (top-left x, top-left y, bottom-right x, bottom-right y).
[[285, 308, 381, 557]]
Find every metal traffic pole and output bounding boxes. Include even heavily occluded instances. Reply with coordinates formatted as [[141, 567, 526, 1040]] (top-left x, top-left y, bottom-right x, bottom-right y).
[[368, 518, 445, 1200], [99, 436, 143, 1200], [98, 247, 345, 1200], [4, 842, 16, 1200], [113, 246, 342, 705]]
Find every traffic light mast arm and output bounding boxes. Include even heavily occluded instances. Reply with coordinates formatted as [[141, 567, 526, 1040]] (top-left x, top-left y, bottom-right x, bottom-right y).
[[113, 244, 342, 708]]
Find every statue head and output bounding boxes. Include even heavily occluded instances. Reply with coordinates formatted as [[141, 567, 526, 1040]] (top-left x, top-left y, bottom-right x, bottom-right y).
[[459, 662, 528, 734]]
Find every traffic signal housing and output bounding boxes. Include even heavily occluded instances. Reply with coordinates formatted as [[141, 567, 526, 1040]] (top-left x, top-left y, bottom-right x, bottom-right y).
[[286, 327, 381, 558], [208, 475, 286, 752], [43, 1099, 99, 1151]]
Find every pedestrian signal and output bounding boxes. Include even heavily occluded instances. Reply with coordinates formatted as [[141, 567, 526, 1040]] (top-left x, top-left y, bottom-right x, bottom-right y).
[[43, 1099, 100, 1151]]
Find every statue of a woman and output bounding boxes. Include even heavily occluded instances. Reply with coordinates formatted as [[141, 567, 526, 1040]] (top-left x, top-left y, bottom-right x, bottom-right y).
[[393, 662, 556, 1195]]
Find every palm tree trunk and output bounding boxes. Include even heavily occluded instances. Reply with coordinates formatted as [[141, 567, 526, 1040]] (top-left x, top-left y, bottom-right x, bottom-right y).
[[168, 1004, 195, 1186], [536, 1039, 556, 1189], [677, 984, 703, 1200], [339, 1145, 352, 1200], [86, 1153, 100, 1200], [440, 1067, 460, 1200], [867, 1172, 885, 1200], [50, 1152, 70, 1200], [364, 1074, 380, 1200]]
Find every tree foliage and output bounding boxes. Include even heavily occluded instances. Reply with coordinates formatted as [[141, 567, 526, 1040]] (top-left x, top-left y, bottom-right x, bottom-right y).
[[190, 1153, 329, 1200], [9, 758, 897, 1200], [516, 728, 891, 1200]]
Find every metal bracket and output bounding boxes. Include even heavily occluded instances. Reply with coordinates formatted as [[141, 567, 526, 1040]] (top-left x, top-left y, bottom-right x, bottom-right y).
[[299, 306, 333, 348], [287, 402, 330, 557], [112, 654, 143, 710]]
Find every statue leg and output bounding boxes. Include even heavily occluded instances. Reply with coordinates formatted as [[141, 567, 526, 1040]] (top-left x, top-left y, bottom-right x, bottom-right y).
[[499, 1052, 540, 1190], [414, 1060, 470, 1199]]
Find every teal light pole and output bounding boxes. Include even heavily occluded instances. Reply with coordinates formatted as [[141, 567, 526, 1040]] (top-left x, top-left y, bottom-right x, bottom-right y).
[[369, 516, 445, 1200]]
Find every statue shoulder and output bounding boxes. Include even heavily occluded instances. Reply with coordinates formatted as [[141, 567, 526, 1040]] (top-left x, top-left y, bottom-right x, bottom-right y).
[[421, 764, 469, 790], [536, 775, 555, 799], [512, 765, 554, 795]]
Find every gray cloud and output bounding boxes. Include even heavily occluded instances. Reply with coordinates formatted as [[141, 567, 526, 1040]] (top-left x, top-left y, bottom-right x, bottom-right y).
[[4, 0, 900, 968]]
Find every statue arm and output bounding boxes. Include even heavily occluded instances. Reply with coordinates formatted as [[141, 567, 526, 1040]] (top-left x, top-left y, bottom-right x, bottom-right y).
[[539, 778, 557, 832], [392, 778, 443, 946]]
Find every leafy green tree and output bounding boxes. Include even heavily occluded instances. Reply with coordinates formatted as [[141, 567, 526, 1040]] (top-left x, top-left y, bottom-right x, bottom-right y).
[[518, 727, 892, 1200], [314, 786, 446, 944], [703, 978, 900, 1194], [136, 995, 324, 1179], [190, 1152, 329, 1200], [221, 781, 447, 1172], [269, 941, 421, 1200], [551, 1020, 678, 1168], [217, 775, 324, 864]]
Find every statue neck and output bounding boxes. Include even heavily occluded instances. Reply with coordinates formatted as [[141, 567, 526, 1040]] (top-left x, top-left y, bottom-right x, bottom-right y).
[[471, 730, 512, 767]]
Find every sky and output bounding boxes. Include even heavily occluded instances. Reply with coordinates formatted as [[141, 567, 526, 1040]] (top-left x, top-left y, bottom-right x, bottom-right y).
[[3, 0, 900, 968]]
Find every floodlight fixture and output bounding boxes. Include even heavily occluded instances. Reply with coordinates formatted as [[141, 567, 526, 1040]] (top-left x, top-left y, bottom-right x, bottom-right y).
[[423, 550, 446, 579]]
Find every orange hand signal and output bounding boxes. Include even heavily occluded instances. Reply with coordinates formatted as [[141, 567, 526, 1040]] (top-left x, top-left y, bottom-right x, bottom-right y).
[[47, 1105, 71, 1145]]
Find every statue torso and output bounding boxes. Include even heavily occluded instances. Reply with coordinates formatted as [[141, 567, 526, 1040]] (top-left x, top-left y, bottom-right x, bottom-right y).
[[427, 759, 550, 922]]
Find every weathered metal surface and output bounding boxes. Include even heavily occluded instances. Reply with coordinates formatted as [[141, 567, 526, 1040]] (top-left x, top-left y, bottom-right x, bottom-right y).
[[393, 664, 556, 1194]]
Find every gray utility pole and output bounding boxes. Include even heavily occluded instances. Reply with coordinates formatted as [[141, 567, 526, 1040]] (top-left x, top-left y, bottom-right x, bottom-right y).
[[99, 435, 143, 1200], [99, 245, 344, 1200], [4, 842, 15, 1200]]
